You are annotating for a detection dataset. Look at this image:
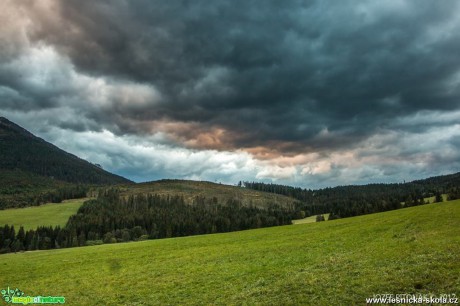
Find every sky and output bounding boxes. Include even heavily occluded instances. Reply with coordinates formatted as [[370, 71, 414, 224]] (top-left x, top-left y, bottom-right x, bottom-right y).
[[1, 0, 460, 188]]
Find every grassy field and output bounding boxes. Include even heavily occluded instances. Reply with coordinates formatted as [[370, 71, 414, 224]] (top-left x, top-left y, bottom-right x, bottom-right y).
[[0, 198, 87, 230], [292, 213, 330, 224], [116, 180, 297, 209], [0, 200, 459, 305]]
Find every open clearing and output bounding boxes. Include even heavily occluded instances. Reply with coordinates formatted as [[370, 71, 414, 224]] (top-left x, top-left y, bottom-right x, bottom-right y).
[[292, 213, 330, 224], [0, 198, 87, 230], [0, 200, 458, 305]]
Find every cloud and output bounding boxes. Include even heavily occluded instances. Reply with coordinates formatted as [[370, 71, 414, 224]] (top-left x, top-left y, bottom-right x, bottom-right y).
[[1, 0, 460, 187], [0, 45, 162, 134]]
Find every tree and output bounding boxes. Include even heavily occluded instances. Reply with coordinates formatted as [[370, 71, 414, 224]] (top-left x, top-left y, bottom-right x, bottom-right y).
[[405, 195, 414, 207], [78, 232, 86, 246], [104, 232, 116, 244], [17, 226, 25, 244], [435, 192, 443, 203], [316, 215, 325, 222], [121, 230, 131, 242], [131, 226, 144, 240], [328, 213, 340, 221], [295, 211, 306, 219], [12, 239, 22, 253]]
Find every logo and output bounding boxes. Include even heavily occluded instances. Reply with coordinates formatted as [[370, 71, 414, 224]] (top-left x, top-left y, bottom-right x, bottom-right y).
[[1, 287, 65, 305]]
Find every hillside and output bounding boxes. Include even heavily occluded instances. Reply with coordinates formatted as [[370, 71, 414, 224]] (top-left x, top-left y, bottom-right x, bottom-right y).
[[244, 172, 460, 218], [412, 171, 460, 190], [1, 200, 458, 305], [0, 181, 300, 253], [0, 117, 130, 185], [0, 117, 131, 208], [118, 179, 297, 209], [0, 198, 86, 231]]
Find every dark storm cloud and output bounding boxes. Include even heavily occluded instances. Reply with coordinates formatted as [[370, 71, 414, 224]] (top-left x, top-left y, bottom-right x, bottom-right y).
[[2, 0, 460, 154]]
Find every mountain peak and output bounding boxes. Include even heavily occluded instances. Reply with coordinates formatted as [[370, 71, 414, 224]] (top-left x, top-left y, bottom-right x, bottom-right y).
[[0, 116, 132, 184]]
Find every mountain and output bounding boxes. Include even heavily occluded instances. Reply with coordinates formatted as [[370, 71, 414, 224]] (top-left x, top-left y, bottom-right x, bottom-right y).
[[0, 117, 131, 209], [0, 117, 131, 185]]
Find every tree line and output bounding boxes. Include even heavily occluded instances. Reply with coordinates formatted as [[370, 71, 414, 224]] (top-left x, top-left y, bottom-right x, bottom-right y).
[[0, 189, 296, 254], [243, 172, 460, 219], [2, 173, 459, 254], [0, 184, 88, 210]]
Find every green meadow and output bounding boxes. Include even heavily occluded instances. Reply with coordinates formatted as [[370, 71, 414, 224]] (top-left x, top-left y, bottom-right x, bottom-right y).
[[0, 200, 459, 305], [0, 199, 86, 231]]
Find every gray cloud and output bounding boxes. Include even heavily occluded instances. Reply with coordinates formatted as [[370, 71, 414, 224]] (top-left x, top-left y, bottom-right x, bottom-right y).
[[1, 0, 460, 186], [11, 1, 459, 146]]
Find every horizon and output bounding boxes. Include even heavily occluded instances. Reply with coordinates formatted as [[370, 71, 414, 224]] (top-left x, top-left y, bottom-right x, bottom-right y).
[[3, 114, 458, 189], [1, 1, 460, 189], [132, 171, 459, 190]]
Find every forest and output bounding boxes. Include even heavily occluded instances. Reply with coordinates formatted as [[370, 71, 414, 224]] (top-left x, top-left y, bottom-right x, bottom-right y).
[[0, 189, 296, 254], [0, 180, 88, 210], [2, 170, 460, 254], [243, 172, 460, 219]]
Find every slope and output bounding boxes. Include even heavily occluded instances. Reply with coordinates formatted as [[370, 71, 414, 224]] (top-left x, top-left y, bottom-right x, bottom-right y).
[[1, 200, 458, 305], [244, 171, 460, 218], [118, 179, 298, 209], [0, 198, 86, 231], [0, 117, 130, 185], [0, 117, 132, 208]]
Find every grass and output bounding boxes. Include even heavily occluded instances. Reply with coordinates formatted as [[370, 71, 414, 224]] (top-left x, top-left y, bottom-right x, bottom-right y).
[[0, 200, 459, 305], [424, 194, 449, 204], [0, 198, 87, 230], [292, 213, 330, 224], [117, 180, 297, 209]]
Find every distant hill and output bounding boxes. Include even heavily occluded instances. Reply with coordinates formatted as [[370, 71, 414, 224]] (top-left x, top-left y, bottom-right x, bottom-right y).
[[0, 117, 131, 185], [244, 171, 460, 218], [118, 179, 297, 209], [411, 171, 460, 189]]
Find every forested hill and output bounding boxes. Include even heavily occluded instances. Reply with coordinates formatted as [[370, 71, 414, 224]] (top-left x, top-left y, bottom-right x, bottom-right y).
[[0, 117, 131, 185], [243, 172, 460, 218]]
